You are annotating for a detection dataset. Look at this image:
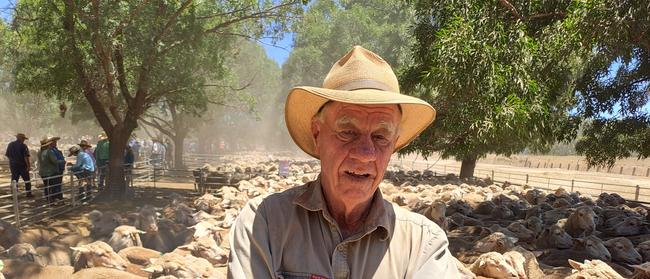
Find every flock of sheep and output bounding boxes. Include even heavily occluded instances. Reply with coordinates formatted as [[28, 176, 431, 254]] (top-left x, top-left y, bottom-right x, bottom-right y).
[[0, 158, 649, 278]]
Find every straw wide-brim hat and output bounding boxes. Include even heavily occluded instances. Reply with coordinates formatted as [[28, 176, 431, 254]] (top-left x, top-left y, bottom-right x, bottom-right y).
[[68, 146, 80, 156], [285, 46, 436, 159], [98, 132, 107, 140], [78, 140, 92, 148], [40, 138, 52, 147]]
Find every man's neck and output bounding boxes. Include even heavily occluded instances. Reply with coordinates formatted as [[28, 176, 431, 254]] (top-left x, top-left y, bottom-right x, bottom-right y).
[[323, 188, 375, 239]]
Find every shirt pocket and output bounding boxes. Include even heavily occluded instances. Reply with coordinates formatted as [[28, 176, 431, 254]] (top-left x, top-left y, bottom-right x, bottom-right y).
[[277, 271, 327, 279]]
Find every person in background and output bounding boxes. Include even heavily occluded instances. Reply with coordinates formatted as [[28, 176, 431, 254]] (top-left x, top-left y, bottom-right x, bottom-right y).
[[79, 140, 95, 162], [67, 146, 95, 201], [129, 137, 140, 162], [4, 133, 33, 197], [124, 145, 135, 187], [78, 140, 95, 188], [38, 137, 64, 205], [50, 137, 65, 202], [94, 133, 109, 189]]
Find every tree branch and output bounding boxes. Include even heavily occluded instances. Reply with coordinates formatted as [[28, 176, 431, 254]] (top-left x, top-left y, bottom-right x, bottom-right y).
[[110, 0, 151, 38], [497, 0, 522, 20], [132, 0, 194, 122], [204, 1, 298, 33], [526, 12, 566, 21], [140, 117, 175, 138], [62, 0, 114, 134]]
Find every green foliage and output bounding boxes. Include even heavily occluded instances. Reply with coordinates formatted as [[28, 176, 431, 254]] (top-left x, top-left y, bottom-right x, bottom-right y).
[[9, 0, 302, 194], [570, 0, 650, 166], [400, 0, 585, 163], [283, 0, 415, 88]]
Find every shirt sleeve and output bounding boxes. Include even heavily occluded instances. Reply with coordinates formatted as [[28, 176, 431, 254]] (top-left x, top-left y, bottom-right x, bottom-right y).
[[228, 198, 275, 279], [410, 227, 462, 278], [23, 145, 30, 158]]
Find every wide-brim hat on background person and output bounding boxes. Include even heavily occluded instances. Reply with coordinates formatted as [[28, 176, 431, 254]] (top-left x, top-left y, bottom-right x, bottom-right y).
[[285, 45, 436, 159], [16, 133, 28, 140], [40, 137, 53, 147], [98, 132, 107, 140], [78, 140, 92, 148], [68, 146, 80, 156]]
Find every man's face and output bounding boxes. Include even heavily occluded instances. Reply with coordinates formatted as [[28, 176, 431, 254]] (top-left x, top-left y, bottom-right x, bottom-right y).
[[311, 102, 401, 205]]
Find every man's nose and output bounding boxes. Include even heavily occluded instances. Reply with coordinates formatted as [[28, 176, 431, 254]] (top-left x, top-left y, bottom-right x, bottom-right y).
[[349, 135, 376, 162]]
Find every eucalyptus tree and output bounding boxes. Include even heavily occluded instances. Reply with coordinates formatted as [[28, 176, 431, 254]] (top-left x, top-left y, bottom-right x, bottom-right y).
[[401, 0, 584, 178], [11, 0, 302, 198]]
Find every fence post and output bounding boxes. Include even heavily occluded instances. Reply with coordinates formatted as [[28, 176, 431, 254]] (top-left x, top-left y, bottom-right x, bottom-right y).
[[571, 179, 574, 192], [632, 167, 636, 176], [70, 172, 76, 207], [525, 174, 529, 184], [200, 169, 206, 194], [547, 178, 550, 190], [619, 166, 624, 174], [491, 170, 495, 181], [647, 167, 650, 177], [635, 185, 640, 201], [10, 181, 21, 227]]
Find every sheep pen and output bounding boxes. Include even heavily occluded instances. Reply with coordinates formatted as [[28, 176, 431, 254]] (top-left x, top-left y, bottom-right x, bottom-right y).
[[1, 156, 649, 279]]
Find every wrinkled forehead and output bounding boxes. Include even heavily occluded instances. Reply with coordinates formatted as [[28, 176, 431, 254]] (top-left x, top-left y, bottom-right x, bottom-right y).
[[324, 102, 401, 128]]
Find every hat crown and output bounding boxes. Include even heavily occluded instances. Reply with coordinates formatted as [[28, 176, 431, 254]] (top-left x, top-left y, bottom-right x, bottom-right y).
[[322, 46, 400, 93]]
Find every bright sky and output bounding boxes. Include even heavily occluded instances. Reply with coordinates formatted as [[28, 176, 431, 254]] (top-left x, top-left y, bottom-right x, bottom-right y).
[[259, 34, 294, 66]]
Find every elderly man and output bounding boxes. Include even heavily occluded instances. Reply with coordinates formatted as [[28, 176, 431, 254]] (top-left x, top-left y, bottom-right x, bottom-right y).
[[229, 46, 460, 278], [4, 133, 33, 197]]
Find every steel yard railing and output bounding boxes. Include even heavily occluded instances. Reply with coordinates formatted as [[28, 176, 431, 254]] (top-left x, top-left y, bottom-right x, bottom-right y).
[[404, 161, 650, 203], [0, 160, 154, 227]]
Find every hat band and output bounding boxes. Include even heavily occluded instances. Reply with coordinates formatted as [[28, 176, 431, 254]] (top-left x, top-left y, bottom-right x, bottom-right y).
[[331, 79, 393, 92]]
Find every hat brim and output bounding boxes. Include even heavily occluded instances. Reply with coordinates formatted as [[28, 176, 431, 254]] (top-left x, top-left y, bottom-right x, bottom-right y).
[[285, 86, 436, 159]]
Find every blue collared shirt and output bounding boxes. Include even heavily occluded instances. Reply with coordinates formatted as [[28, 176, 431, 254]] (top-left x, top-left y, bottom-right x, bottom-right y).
[[69, 151, 95, 173]]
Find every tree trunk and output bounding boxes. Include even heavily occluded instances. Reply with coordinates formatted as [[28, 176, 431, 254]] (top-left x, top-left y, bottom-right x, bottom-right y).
[[105, 127, 131, 199], [172, 134, 186, 169], [459, 156, 477, 179]]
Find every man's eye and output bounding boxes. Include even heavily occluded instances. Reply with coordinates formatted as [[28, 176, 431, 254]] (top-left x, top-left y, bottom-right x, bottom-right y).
[[339, 130, 356, 139], [373, 134, 390, 144]]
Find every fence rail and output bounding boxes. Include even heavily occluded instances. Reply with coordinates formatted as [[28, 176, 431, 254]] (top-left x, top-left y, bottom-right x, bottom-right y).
[[403, 160, 650, 203], [0, 160, 154, 227]]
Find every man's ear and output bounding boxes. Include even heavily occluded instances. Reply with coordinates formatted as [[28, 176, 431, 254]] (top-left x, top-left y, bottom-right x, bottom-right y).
[[311, 118, 321, 154]]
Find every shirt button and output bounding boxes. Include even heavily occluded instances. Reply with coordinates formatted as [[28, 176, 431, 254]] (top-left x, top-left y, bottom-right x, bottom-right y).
[[337, 245, 346, 251]]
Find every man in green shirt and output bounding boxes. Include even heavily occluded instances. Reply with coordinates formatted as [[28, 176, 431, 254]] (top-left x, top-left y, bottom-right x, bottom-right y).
[[94, 133, 109, 189]]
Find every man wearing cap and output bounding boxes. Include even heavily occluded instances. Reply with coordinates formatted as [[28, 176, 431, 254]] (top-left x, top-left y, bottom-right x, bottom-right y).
[[4, 133, 33, 197], [228, 46, 460, 278]]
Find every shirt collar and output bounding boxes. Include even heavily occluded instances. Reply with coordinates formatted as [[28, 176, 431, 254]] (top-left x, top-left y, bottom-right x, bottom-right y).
[[294, 175, 394, 241]]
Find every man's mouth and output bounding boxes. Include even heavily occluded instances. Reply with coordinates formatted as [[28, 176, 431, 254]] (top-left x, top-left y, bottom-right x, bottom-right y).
[[344, 170, 371, 178]]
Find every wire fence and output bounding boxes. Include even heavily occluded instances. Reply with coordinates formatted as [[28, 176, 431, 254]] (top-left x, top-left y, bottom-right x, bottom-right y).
[[0, 160, 154, 227], [402, 160, 650, 203]]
